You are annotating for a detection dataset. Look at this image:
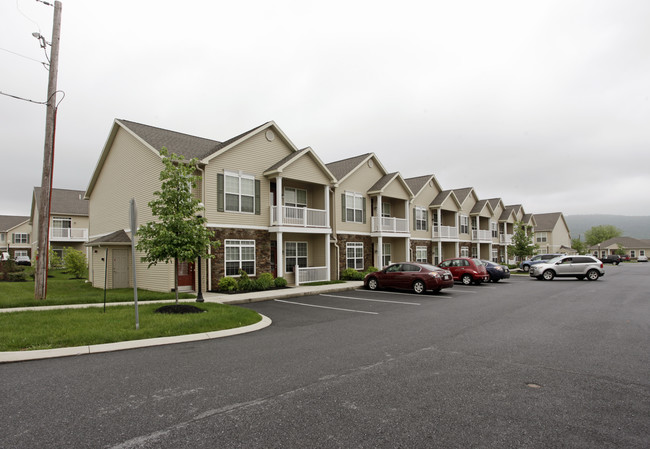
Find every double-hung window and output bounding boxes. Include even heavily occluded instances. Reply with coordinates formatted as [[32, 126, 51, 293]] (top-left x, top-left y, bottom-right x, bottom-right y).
[[345, 192, 364, 223], [382, 243, 391, 267], [460, 216, 469, 234], [225, 171, 255, 213], [491, 221, 498, 238], [285, 241, 307, 272], [346, 242, 364, 270], [284, 188, 307, 208], [381, 202, 391, 218], [536, 232, 547, 243], [415, 207, 428, 231], [415, 246, 427, 263], [225, 240, 255, 276], [12, 233, 29, 244], [460, 246, 469, 258]]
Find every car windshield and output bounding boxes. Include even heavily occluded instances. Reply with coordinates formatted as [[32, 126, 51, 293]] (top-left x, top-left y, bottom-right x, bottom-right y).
[[472, 259, 484, 266], [419, 263, 439, 271], [547, 256, 563, 264]]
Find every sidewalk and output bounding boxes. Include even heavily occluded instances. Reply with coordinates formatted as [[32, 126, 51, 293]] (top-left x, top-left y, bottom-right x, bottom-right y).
[[0, 281, 364, 363]]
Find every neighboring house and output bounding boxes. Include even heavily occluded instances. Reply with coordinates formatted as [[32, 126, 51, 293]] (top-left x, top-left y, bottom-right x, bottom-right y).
[[85, 119, 336, 292], [487, 198, 514, 263], [326, 153, 413, 274], [532, 212, 572, 254], [0, 215, 31, 259], [29, 188, 89, 261], [589, 237, 650, 260]]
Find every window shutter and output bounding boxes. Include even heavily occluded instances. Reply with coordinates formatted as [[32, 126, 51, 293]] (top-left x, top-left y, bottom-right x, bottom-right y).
[[12, 234, 15, 244], [413, 208, 417, 230], [362, 197, 366, 224], [424, 210, 428, 231], [341, 193, 346, 222], [217, 174, 224, 212], [255, 180, 261, 215]]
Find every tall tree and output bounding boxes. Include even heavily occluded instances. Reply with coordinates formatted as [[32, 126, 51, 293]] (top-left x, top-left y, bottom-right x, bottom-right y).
[[584, 225, 622, 247], [508, 221, 538, 261], [136, 148, 217, 303]]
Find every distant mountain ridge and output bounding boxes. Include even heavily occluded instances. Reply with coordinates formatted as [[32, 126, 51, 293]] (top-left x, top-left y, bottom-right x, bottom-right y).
[[565, 215, 650, 240]]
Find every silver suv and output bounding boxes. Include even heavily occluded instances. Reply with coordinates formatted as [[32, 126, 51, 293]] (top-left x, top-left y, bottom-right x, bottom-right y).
[[530, 255, 604, 281]]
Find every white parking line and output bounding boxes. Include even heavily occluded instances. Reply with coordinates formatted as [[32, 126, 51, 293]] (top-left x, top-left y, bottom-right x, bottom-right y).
[[355, 289, 426, 298], [274, 299, 378, 314], [320, 294, 420, 306]]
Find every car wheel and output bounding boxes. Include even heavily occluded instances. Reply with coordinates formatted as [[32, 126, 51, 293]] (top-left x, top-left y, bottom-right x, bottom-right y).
[[523, 265, 530, 272], [586, 269, 600, 281], [461, 274, 472, 285], [614, 261, 619, 266], [413, 280, 426, 294], [542, 270, 555, 281], [367, 277, 378, 290]]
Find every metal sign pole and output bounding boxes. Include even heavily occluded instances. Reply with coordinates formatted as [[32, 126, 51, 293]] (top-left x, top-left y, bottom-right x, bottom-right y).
[[130, 199, 139, 330]]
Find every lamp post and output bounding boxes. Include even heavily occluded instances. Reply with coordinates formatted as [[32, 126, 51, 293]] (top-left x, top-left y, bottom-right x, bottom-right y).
[[196, 206, 204, 302]]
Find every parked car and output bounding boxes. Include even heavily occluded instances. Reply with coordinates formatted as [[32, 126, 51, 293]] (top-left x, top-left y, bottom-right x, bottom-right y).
[[438, 257, 490, 285], [620, 255, 631, 261], [14, 255, 31, 266], [519, 254, 563, 272], [599, 254, 621, 265], [529, 255, 604, 281], [364, 262, 454, 294], [1, 252, 10, 261], [638, 255, 648, 262], [481, 260, 511, 282]]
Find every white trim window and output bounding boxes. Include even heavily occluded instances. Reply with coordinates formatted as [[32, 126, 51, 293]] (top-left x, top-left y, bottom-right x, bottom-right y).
[[460, 215, 469, 234], [346, 242, 364, 270], [641, 250, 646, 256], [225, 171, 255, 213], [345, 192, 364, 223], [536, 232, 548, 243], [1, 233, 5, 242], [14, 250, 28, 258], [382, 243, 391, 267], [284, 187, 307, 208], [491, 221, 498, 238], [225, 239, 255, 276], [382, 202, 391, 218], [461, 246, 469, 258], [471, 246, 478, 259], [285, 241, 307, 272], [492, 249, 498, 262], [12, 233, 29, 244], [415, 207, 427, 231], [630, 250, 636, 257], [415, 246, 427, 263]]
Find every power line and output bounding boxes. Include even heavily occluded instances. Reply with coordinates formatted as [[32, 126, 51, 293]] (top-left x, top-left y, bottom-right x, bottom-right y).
[[0, 47, 49, 69]]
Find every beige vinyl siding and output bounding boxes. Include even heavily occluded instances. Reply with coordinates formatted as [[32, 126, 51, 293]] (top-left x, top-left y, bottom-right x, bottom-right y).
[[281, 154, 331, 185], [88, 127, 174, 292], [282, 182, 326, 210], [334, 161, 384, 233], [381, 180, 410, 201], [204, 131, 295, 227], [440, 195, 459, 212], [411, 182, 438, 240]]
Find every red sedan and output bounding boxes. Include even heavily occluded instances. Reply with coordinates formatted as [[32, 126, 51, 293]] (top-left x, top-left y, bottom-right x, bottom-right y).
[[364, 262, 454, 294]]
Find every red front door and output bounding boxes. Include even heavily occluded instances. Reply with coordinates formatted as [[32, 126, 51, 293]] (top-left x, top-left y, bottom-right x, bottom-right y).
[[177, 261, 195, 288]]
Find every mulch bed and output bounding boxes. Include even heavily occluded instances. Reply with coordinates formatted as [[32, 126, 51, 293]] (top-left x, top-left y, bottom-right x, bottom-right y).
[[155, 304, 206, 314]]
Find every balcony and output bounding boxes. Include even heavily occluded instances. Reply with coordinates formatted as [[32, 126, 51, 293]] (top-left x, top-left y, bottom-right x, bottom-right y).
[[472, 229, 492, 243], [371, 216, 409, 234], [50, 227, 88, 241], [270, 206, 328, 228], [499, 234, 513, 245], [432, 225, 459, 241]]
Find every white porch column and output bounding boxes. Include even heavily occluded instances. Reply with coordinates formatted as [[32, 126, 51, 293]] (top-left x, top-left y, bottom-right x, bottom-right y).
[[377, 236, 383, 268], [437, 209, 442, 234], [377, 194, 382, 231], [455, 241, 459, 257], [324, 185, 329, 218], [477, 243, 481, 259], [276, 232, 283, 278], [405, 200, 410, 231], [405, 237, 410, 261], [324, 234, 331, 281], [276, 176, 283, 226]]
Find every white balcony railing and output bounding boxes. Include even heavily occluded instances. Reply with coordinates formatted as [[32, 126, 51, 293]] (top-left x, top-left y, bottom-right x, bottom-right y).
[[432, 225, 459, 240], [50, 227, 88, 241], [500, 234, 513, 245], [295, 265, 328, 286], [271, 206, 329, 228], [371, 216, 409, 234], [472, 229, 492, 243]]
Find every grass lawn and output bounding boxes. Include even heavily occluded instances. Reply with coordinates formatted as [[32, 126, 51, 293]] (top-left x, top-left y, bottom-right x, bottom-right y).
[[0, 302, 262, 351], [0, 268, 194, 309]]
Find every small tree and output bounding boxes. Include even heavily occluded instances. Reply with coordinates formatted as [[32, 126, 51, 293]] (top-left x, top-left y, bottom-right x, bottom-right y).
[[571, 237, 588, 255], [63, 248, 87, 279], [584, 225, 622, 247], [136, 148, 218, 303], [49, 248, 64, 269], [508, 221, 538, 261]]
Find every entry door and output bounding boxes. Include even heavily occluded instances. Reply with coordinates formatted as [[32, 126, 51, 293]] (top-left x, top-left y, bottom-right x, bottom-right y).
[[177, 261, 195, 287], [112, 249, 129, 288]]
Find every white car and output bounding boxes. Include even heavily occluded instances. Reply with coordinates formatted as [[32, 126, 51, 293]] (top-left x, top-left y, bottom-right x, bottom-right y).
[[638, 255, 648, 262], [530, 255, 605, 281]]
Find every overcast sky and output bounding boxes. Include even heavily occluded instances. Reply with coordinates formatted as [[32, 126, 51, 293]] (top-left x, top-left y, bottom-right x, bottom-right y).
[[2, 0, 649, 217]]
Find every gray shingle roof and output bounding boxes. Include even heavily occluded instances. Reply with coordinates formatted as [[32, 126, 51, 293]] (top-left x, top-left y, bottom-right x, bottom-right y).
[[0, 215, 29, 232], [589, 236, 650, 249], [533, 212, 564, 231], [86, 229, 131, 246], [265, 148, 309, 173], [430, 190, 453, 208], [34, 188, 88, 216], [452, 188, 473, 204], [404, 175, 433, 197], [368, 172, 399, 193], [325, 153, 372, 180], [470, 199, 489, 215]]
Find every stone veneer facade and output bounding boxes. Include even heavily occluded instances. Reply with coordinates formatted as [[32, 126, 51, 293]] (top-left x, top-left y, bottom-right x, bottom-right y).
[[335, 234, 374, 274], [209, 228, 272, 288]]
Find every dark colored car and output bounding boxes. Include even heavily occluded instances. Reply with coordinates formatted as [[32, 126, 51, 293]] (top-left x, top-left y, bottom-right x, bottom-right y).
[[438, 257, 490, 285], [364, 262, 454, 294], [599, 254, 621, 265], [481, 260, 511, 282], [519, 254, 562, 272]]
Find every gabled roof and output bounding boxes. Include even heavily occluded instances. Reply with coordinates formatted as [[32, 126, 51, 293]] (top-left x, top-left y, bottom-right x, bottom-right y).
[[588, 236, 650, 250], [367, 172, 414, 198], [325, 153, 373, 182], [404, 174, 442, 198], [470, 199, 494, 216], [263, 147, 337, 182], [451, 187, 474, 204], [487, 198, 504, 212], [430, 190, 462, 210], [0, 215, 30, 232], [533, 212, 566, 232], [86, 229, 131, 247], [522, 213, 536, 226], [33, 188, 88, 216]]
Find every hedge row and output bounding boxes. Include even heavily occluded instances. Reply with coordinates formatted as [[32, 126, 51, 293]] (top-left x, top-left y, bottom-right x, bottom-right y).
[[217, 271, 287, 293]]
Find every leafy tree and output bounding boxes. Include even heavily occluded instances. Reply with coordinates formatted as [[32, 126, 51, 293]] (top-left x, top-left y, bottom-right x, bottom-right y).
[[614, 245, 627, 256], [63, 248, 87, 279], [49, 248, 64, 269], [136, 148, 218, 303], [571, 237, 588, 255], [507, 221, 538, 261], [584, 225, 622, 247]]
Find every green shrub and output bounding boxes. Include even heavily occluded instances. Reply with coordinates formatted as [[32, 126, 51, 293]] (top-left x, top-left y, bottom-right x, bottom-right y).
[[363, 266, 379, 275], [274, 277, 287, 288], [218, 276, 238, 292], [254, 273, 275, 291], [237, 270, 253, 291], [63, 248, 87, 279], [7, 271, 27, 282], [341, 268, 363, 280], [49, 248, 64, 269]]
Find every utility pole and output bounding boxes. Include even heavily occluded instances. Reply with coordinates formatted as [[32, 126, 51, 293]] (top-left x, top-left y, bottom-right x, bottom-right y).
[[34, 1, 62, 300]]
